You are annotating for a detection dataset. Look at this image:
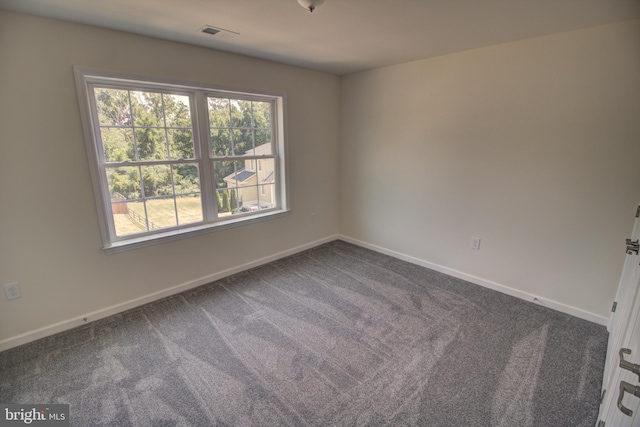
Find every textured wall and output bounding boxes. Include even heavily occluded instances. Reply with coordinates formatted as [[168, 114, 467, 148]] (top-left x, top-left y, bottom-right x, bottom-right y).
[[0, 12, 340, 342], [340, 20, 640, 319]]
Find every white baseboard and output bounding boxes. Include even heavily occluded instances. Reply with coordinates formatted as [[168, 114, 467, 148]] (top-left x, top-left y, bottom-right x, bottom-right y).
[[0, 233, 608, 352], [337, 235, 609, 327], [0, 235, 339, 353]]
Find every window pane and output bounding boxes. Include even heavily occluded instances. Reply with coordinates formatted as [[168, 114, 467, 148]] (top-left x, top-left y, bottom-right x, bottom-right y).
[[214, 161, 232, 189], [172, 164, 200, 195], [214, 160, 249, 189], [101, 128, 135, 162], [111, 165, 202, 234], [168, 129, 194, 159], [209, 98, 272, 159], [236, 171, 256, 188], [233, 161, 255, 189], [255, 130, 271, 152], [230, 99, 252, 128], [145, 197, 177, 229], [141, 165, 172, 197], [252, 101, 271, 129], [124, 201, 149, 231], [211, 129, 231, 157], [232, 129, 253, 156], [176, 194, 203, 224], [149, 165, 202, 227], [216, 190, 232, 217], [132, 91, 163, 127], [106, 166, 141, 200], [216, 190, 241, 215], [136, 128, 168, 161], [256, 142, 273, 158], [214, 160, 254, 216], [164, 94, 191, 128], [112, 209, 142, 236], [95, 88, 131, 127], [258, 184, 275, 209], [257, 158, 275, 185], [208, 97, 230, 127], [111, 192, 144, 237]]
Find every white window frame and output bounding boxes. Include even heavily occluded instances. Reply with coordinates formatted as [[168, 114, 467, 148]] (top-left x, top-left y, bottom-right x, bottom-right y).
[[74, 67, 289, 254]]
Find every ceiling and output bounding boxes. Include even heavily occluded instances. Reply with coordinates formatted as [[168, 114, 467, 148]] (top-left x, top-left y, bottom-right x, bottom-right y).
[[1, 0, 639, 75]]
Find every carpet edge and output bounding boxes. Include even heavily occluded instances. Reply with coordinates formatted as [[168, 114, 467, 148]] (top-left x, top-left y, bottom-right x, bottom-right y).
[[337, 234, 609, 327], [0, 234, 340, 353]]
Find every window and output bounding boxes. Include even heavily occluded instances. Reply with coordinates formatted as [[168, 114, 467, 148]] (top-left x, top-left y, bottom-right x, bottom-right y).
[[75, 68, 288, 253]]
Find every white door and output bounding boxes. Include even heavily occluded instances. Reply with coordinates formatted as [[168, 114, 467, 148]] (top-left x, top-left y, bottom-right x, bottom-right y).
[[598, 205, 640, 426]]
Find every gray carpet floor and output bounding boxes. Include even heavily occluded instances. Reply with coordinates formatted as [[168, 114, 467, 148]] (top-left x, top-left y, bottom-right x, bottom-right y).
[[0, 240, 608, 426]]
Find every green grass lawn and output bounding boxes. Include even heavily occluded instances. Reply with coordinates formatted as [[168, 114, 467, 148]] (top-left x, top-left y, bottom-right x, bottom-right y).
[[113, 196, 205, 236]]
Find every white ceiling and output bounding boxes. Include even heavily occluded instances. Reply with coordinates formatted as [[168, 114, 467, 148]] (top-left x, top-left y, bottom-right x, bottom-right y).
[[1, 0, 639, 75]]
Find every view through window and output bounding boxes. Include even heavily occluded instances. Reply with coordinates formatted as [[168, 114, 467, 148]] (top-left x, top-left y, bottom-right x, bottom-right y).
[[76, 69, 286, 251]]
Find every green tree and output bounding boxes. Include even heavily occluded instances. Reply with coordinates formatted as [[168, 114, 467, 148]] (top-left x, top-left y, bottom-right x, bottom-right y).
[[165, 94, 194, 159], [95, 88, 131, 126], [133, 92, 167, 161], [216, 191, 223, 212], [221, 190, 230, 213], [101, 128, 134, 162], [174, 165, 199, 194], [107, 167, 140, 199], [97, 90, 272, 204], [142, 165, 171, 197], [230, 188, 238, 211], [96, 88, 202, 200]]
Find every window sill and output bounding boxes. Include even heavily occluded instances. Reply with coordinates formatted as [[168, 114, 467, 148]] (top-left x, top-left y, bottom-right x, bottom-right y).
[[103, 209, 290, 255]]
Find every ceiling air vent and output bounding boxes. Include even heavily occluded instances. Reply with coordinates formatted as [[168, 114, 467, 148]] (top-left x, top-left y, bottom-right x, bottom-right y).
[[198, 25, 239, 40], [201, 26, 220, 36]]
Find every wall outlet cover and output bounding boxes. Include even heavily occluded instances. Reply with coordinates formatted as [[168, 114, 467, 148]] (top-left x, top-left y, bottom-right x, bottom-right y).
[[471, 237, 481, 250], [4, 283, 21, 300]]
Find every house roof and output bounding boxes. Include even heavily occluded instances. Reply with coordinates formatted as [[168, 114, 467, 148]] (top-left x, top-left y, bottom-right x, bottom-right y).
[[261, 171, 274, 184], [250, 143, 272, 156], [223, 168, 255, 183]]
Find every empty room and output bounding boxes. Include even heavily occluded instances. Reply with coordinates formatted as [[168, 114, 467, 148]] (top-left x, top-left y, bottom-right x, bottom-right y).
[[1, 0, 640, 425]]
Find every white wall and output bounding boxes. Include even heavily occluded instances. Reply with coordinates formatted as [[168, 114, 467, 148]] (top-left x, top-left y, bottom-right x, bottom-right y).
[[340, 20, 640, 320], [1, 11, 638, 348], [0, 12, 340, 344]]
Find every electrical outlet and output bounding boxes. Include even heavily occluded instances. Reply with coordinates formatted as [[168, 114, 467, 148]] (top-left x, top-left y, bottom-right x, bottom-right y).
[[4, 282, 21, 300], [471, 237, 481, 250]]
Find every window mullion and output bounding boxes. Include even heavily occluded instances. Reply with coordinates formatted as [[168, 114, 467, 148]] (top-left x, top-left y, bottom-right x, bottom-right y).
[[194, 91, 216, 221]]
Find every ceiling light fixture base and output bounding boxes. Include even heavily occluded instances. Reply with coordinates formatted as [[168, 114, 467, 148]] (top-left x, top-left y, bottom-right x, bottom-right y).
[[297, 0, 325, 13]]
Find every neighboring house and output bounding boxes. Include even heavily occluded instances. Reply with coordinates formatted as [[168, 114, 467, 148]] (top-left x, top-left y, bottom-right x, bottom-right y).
[[223, 143, 275, 211]]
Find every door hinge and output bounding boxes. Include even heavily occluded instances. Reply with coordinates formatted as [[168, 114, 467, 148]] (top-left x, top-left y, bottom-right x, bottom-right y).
[[598, 420, 605, 427], [627, 239, 640, 255], [601, 388, 606, 403], [636, 205, 640, 218], [612, 302, 618, 312]]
